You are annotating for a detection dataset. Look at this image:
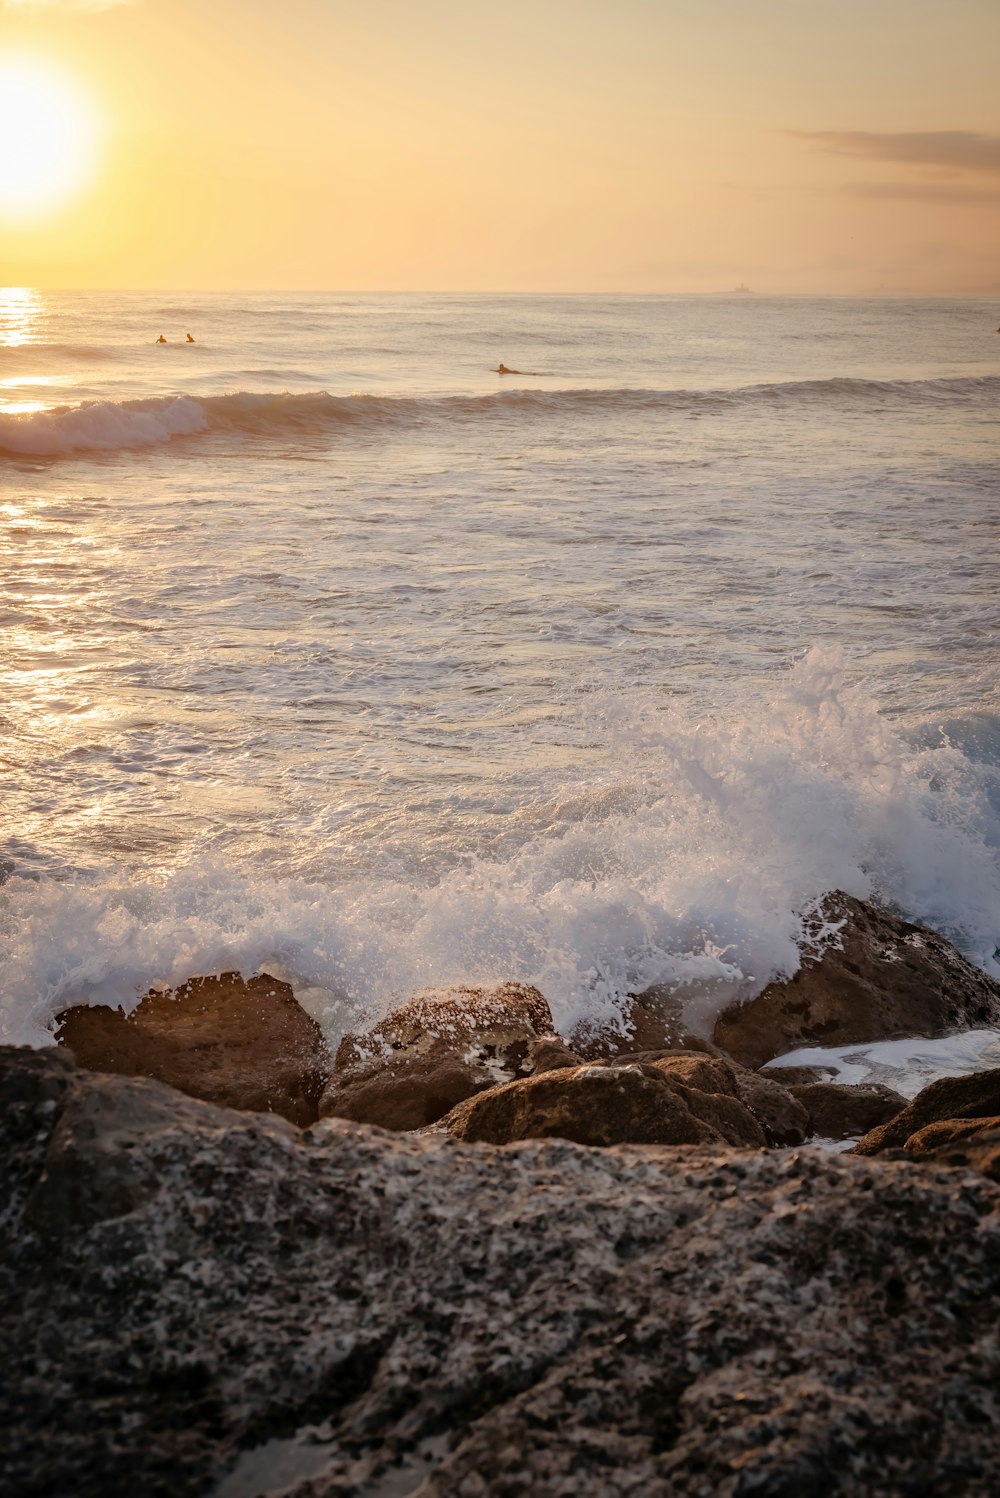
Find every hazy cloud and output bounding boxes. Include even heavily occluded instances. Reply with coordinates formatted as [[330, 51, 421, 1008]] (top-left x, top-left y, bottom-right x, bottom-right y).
[[842, 180, 1000, 205], [791, 131, 1000, 179]]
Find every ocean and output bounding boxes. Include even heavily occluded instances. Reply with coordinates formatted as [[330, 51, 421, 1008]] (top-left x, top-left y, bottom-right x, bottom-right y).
[[2, 288, 998, 1067]]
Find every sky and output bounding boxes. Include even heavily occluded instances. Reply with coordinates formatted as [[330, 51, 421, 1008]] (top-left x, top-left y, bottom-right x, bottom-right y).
[[1, 0, 999, 292]]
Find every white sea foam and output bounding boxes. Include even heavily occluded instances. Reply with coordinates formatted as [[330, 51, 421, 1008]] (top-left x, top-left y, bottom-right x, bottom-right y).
[[2, 648, 997, 1050], [765, 1030, 1000, 1099], [0, 394, 208, 454]]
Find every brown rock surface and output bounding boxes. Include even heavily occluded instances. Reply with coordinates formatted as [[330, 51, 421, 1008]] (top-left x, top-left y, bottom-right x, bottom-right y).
[[854, 1068, 1000, 1156], [790, 1081, 908, 1141], [732, 1068, 812, 1146], [645, 1052, 738, 1096], [443, 1061, 766, 1147], [712, 892, 1000, 1069], [588, 1049, 809, 1147], [904, 1115, 1000, 1153], [320, 982, 578, 1131], [571, 983, 719, 1060], [903, 1119, 1000, 1182], [54, 972, 331, 1127]]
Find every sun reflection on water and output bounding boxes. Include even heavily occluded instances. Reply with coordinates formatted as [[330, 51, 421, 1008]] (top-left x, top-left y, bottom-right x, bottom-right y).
[[0, 286, 43, 346]]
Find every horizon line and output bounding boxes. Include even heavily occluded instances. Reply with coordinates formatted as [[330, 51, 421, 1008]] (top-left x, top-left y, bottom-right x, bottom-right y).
[[4, 285, 1000, 298]]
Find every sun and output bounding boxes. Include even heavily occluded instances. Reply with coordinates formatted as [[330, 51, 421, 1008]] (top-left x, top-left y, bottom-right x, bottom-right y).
[[0, 56, 101, 224]]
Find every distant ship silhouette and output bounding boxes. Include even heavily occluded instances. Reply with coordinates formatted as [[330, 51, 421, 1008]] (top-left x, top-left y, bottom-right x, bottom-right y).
[[733, 283, 752, 293]]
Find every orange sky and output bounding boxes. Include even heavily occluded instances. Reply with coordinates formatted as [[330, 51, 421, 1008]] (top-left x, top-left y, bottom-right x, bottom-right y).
[[1, 0, 999, 292]]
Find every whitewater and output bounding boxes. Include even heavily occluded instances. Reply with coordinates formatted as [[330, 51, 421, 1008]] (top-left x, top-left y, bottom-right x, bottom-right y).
[[2, 289, 998, 1069]]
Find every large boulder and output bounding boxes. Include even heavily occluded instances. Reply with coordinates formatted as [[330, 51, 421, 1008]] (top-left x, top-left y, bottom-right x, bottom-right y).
[[320, 983, 580, 1131], [54, 971, 331, 1127], [442, 1060, 766, 1147], [5, 1044, 1000, 1498], [854, 1068, 1000, 1156], [790, 1082, 908, 1141], [713, 893, 1000, 1069]]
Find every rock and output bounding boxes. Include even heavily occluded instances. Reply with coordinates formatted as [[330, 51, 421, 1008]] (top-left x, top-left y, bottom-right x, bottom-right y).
[[443, 1060, 766, 1147], [588, 1049, 809, 1147], [713, 892, 1000, 1069], [760, 1064, 839, 1086], [4, 1044, 1000, 1498], [732, 1068, 812, 1146], [903, 1119, 1000, 1182], [54, 971, 331, 1127], [854, 1068, 1000, 1156], [904, 1115, 1000, 1153], [644, 1052, 739, 1096], [571, 983, 718, 1060], [790, 1082, 908, 1141], [320, 983, 578, 1131]]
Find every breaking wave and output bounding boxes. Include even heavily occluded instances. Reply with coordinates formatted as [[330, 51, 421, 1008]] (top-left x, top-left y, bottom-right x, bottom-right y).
[[3, 373, 997, 457], [2, 647, 997, 1050]]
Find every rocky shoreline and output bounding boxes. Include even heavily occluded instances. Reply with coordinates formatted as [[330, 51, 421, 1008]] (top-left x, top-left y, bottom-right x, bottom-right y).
[[4, 892, 1000, 1495]]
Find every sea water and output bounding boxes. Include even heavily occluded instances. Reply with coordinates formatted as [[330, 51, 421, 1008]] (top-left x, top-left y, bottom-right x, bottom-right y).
[[1, 289, 998, 1057]]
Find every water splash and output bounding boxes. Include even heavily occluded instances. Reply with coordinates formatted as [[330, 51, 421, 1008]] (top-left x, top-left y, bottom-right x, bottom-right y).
[[2, 647, 997, 1049]]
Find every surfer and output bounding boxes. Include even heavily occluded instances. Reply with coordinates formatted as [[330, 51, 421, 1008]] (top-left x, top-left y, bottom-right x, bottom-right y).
[[186, 333, 195, 343], [496, 361, 515, 374], [156, 334, 167, 344], [495, 361, 543, 375]]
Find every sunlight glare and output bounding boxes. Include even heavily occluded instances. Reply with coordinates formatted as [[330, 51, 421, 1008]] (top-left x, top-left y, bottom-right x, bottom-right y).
[[0, 56, 101, 223]]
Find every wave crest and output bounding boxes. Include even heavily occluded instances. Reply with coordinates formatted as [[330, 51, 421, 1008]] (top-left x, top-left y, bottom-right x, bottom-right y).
[[3, 373, 997, 458]]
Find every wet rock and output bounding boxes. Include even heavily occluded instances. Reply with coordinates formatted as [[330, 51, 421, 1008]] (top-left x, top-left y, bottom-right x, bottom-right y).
[[320, 983, 578, 1131], [854, 1068, 1000, 1156], [759, 1064, 838, 1086], [790, 1081, 908, 1141], [4, 1044, 1000, 1498], [55, 971, 331, 1127], [442, 1060, 766, 1147], [713, 892, 1000, 1069], [571, 983, 718, 1060]]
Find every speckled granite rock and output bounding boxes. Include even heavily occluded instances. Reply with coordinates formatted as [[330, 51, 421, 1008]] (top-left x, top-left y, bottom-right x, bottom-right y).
[[321, 983, 579, 1130], [54, 971, 332, 1127], [4, 1045, 1000, 1498], [713, 892, 1000, 1069]]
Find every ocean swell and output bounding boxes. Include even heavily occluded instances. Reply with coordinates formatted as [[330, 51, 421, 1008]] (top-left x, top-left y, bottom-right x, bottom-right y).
[[3, 373, 997, 457], [0, 393, 209, 455]]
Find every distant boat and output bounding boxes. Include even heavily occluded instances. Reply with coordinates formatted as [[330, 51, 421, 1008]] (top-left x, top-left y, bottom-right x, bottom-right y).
[[733, 283, 752, 293]]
